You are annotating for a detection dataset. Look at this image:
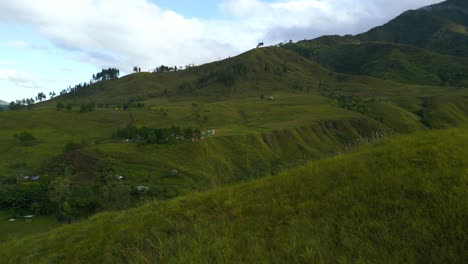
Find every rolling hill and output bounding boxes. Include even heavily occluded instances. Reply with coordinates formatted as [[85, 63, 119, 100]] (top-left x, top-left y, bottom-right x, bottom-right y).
[[357, 0, 468, 56], [0, 0, 467, 261], [283, 0, 468, 86], [283, 37, 468, 86], [1, 128, 466, 263]]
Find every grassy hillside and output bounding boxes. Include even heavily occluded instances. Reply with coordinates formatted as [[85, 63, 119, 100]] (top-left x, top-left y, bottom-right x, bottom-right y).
[[357, 0, 468, 56], [0, 211, 61, 243], [1, 128, 466, 263], [0, 92, 392, 199], [2, 0, 468, 244], [42, 48, 332, 105], [283, 39, 468, 86], [282, 0, 468, 87], [1, 44, 468, 229]]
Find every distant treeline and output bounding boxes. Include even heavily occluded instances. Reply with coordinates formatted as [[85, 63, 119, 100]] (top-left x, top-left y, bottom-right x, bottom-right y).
[[55, 101, 145, 112], [59, 68, 120, 96]]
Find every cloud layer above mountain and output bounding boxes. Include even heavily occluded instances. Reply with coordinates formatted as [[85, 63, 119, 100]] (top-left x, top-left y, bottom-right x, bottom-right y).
[[0, 0, 441, 70]]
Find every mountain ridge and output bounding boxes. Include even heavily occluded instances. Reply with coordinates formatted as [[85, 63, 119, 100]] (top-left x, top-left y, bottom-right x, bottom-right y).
[[356, 0, 468, 56], [282, 0, 468, 86]]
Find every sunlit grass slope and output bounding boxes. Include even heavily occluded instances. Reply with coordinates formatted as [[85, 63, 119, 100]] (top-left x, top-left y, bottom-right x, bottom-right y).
[[1, 128, 466, 263]]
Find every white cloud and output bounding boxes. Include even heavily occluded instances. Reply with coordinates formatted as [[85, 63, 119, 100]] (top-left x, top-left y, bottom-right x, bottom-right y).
[[0, 60, 14, 65], [220, 0, 443, 42], [0, 69, 41, 89], [4, 40, 47, 51], [5, 41, 31, 49], [0, 0, 442, 71]]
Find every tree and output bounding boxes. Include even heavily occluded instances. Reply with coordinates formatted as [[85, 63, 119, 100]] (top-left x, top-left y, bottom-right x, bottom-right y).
[[26, 98, 35, 110], [99, 181, 131, 210], [30, 202, 41, 215], [37, 92, 47, 102], [80, 104, 87, 113], [66, 104, 72, 111], [86, 102, 96, 112], [95, 158, 119, 184], [48, 177, 70, 213], [56, 102, 65, 111], [9, 102, 20, 111]]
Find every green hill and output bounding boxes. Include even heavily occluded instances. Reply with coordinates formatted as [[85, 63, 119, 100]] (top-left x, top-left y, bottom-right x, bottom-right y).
[[1, 0, 468, 256], [42, 47, 333, 105], [1, 41, 467, 230], [283, 0, 468, 86], [1, 128, 466, 263], [283, 38, 468, 86], [357, 0, 468, 56]]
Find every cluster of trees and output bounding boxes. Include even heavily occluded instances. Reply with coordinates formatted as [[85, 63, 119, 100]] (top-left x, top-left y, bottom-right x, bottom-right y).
[[133, 66, 142, 73], [36, 92, 47, 102], [437, 67, 467, 87], [0, 171, 126, 221], [57, 68, 121, 97], [320, 84, 372, 115], [54, 101, 145, 112], [118, 102, 145, 111], [8, 68, 121, 111], [0, 140, 183, 221], [60, 83, 89, 96], [113, 125, 203, 145], [92, 68, 120, 82], [80, 102, 96, 113], [153, 65, 178, 73], [9, 99, 35, 110], [9, 92, 50, 111], [150, 64, 196, 73], [56, 102, 72, 111]]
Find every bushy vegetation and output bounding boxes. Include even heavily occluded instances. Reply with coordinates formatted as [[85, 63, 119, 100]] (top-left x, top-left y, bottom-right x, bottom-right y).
[[0, 142, 179, 224], [13, 132, 38, 146], [80, 102, 96, 113], [113, 125, 202, 145]]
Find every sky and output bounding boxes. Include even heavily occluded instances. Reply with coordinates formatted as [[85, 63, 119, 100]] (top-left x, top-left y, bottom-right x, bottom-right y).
[[0, 0, 442, 102]]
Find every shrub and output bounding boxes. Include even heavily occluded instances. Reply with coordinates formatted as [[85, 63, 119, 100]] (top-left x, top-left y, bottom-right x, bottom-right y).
[[56, 102, 65, 110], [13, 131, 37, 146]]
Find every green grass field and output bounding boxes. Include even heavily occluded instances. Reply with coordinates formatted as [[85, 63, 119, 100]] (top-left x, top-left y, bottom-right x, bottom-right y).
[[1, 128, 466, 263], [0, 211, 61, 243]]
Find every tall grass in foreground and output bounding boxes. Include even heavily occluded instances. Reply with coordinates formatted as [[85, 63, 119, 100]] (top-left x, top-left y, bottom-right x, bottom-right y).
[[1, 128, 467, 263]]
